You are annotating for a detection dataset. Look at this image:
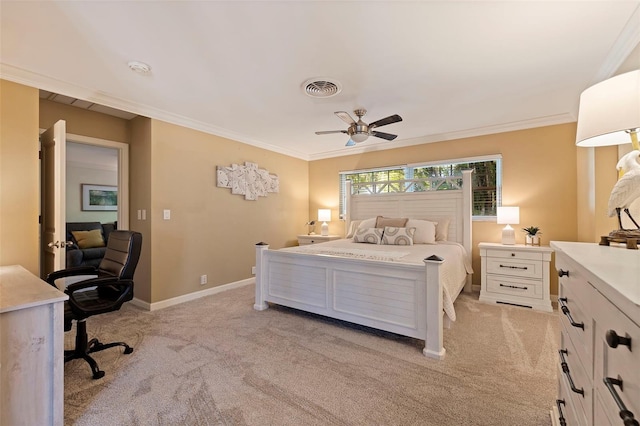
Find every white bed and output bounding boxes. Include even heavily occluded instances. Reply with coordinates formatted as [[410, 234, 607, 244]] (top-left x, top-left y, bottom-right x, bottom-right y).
[[254, 169, 473, 359]]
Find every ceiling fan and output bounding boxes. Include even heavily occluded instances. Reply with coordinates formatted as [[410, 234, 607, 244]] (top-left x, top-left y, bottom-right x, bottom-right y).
[[315, 109, 403, 146]]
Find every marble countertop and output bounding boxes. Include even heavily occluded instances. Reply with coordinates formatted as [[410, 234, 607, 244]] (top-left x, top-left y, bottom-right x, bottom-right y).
[[0, 265, 68, 313]]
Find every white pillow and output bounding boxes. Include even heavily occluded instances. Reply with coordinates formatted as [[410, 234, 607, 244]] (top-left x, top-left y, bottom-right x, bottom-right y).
[[423, 216, 451, 241], [406, 219, 437, 244], [345, 220, 362, 239], [353, 227, 383, 244], [382, 227, 415, 245], [357, 217, 377, 229]]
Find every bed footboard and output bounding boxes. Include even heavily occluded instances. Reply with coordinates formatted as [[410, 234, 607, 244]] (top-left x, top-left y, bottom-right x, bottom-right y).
[[254, 243, 447, 359]]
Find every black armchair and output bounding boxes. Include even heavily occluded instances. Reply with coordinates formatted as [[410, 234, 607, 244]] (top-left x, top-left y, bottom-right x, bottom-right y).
[[47, 230, 142, 379]]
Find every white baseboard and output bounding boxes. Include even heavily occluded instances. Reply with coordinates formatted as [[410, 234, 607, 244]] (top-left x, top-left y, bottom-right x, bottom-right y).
[[131, 278, 255, 311]]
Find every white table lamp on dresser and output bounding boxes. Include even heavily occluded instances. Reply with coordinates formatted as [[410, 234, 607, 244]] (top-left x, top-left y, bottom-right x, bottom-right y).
[[497, 206, 519, 245], [318, 209, 331, 236]]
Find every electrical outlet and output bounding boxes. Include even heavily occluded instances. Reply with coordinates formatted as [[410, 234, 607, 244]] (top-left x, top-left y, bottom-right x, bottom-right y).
[[200, 274, 207, 285], [251, 266, 256, 275]]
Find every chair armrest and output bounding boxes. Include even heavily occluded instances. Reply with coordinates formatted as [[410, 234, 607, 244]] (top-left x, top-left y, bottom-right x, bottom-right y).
[[46, 266, 98, 286], [66, 277, 134, 317]]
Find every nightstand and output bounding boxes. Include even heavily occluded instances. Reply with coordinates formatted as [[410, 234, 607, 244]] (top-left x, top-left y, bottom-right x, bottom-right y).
[[297, 234, 341, 245], [479, 242, 553, 312]]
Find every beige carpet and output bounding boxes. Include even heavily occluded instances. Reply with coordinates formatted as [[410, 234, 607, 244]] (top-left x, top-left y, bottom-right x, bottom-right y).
[[64, 284, 559, 425]]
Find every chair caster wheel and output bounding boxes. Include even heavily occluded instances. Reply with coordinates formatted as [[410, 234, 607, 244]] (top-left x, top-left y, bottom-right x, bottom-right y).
[[93, 370, 105, 380], [124, 347, 133, 354]]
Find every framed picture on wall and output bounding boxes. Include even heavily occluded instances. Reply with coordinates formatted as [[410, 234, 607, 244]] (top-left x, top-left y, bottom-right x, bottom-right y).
[[82, 184, 117, 211]]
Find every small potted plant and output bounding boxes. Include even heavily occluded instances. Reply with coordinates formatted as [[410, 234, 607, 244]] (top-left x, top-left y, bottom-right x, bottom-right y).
[[522, 226, 542, 246]]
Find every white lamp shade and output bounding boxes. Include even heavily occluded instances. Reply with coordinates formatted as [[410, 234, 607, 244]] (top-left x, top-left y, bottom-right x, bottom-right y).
[[576, 70, 640, 147], [351, 133, 369, 143], [496, 206, 520, 225], [317, 209, 331, 222]]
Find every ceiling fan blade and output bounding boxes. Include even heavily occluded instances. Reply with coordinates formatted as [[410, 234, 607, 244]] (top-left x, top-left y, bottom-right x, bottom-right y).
[[371, 131, 398, 141], [335, 111, 356, 125], [315, 130, 348, 135], [345, 139, 356, 147], [369, 114, 402, 128]]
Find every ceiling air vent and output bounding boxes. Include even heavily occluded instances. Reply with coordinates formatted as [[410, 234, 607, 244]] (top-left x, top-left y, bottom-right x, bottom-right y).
[[303, 78, 342, 98]]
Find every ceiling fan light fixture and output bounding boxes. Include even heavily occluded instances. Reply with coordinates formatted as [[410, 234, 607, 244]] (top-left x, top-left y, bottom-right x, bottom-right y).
[[303, 78, 342, 98], [351, 132, 369, 143]]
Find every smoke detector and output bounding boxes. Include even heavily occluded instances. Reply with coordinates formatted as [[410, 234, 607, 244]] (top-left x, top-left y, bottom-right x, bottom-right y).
[[303, 78, 342, 98], [128, 61, 151, 75]]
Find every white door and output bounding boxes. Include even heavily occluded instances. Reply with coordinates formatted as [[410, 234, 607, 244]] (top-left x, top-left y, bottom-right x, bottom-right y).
[[40, 120, 68, 278]]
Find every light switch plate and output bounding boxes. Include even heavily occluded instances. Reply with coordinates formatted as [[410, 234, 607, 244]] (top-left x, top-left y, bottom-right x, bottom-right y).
[[163, 209, 170, 220]]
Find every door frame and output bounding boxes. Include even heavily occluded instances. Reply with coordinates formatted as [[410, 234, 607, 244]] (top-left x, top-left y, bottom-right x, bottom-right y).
[[65, 133, 130, 230]]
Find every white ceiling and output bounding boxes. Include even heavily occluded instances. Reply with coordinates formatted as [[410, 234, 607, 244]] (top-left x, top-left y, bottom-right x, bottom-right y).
[[2, 1, 639, 161]]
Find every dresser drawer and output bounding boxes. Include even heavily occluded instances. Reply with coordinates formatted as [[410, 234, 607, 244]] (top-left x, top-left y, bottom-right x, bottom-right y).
[[485, 275, 542, 299], [485, 257, 542, 279], [593, 290, 640, 426], [559, 281, 595, 377], [560, 331, 593, 426], [484, 248, 543, 261]]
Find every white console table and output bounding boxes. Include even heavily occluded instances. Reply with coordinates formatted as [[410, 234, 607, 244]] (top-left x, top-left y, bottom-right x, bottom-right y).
[[0, 265, 68, 426]]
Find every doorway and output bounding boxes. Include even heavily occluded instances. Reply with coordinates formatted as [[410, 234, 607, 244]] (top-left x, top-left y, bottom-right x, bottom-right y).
[[40, 131, 129, 278]]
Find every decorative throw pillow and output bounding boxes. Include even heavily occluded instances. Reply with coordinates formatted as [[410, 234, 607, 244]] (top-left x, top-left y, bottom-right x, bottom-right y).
[[423, 216, 451, 241], [353, 227, 383, 244], [406, 219, 437, 244], [382, 227, 415, 245], [375, 216, 408, 228], [71, 229, 105, 249]]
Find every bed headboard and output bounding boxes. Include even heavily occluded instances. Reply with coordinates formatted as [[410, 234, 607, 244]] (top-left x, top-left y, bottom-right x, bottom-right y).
[[345, 169, 473, 258]]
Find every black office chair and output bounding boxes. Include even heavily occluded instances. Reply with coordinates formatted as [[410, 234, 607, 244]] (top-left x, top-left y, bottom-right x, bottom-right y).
[[47, 230, 142, 379]]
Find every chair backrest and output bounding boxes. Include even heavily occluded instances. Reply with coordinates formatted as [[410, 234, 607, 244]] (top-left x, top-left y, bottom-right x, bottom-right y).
[[97, 230, 142, 280]]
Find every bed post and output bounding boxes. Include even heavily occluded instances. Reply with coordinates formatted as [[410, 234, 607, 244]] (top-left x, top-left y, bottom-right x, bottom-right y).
[[254, 242, 269, 311], [461, 168, 473, 292], [423, 257, 445, 359]]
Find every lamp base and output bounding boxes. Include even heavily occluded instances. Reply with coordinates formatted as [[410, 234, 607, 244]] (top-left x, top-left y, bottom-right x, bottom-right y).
[[321, 222, 329, 236], [501, 225, 516, 245]]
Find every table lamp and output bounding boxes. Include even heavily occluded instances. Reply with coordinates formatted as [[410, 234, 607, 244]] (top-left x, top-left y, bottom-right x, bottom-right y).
[[497, 206, 520, 245], [318, 209, 331, 236]]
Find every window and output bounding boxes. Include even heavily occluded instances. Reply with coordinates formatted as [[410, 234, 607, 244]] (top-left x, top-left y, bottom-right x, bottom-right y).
[[339, 155, 501, 220]]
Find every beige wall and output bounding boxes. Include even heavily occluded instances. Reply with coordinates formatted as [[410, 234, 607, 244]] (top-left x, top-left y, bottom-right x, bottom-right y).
[[147, 120, 308, 303], [0, 80, 40, 274], [309, 123, 583, 296]]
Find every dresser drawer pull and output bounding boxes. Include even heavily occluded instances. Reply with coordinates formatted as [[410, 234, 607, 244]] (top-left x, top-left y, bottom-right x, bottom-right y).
[[558, 269, 570, 277], [555, 399, 567, 426], [559, 349, 584, 396], [603, 376, 639, 426], [606, 330, 633, 351], [499, 264, 528, 270], [558, 297, 584, 330], [499, 283, 528, 290]]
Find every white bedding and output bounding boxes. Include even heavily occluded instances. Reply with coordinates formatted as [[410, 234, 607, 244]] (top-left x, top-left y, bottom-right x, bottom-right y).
[[280, 239, 473, 321]]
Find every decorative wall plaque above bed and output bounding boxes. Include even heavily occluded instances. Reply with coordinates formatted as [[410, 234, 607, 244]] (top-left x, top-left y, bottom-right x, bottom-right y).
[[216, 162, 279, 200]]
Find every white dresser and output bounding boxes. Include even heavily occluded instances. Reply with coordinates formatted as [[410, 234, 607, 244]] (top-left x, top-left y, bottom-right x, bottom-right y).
[[551, 241, 640, 426], [479, 242, 553, 312], [0, 265, 68, 426]]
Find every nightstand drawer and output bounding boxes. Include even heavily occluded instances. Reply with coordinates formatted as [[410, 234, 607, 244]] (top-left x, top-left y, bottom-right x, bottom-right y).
[[485, 257, 542, 279], [484, 248, 543, 261], [485, 275, 542, 299]]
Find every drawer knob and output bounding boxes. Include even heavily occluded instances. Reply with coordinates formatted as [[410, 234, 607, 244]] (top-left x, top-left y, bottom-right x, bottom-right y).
[[558, 269, 569, 277], [606, 330, 632, 350]]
